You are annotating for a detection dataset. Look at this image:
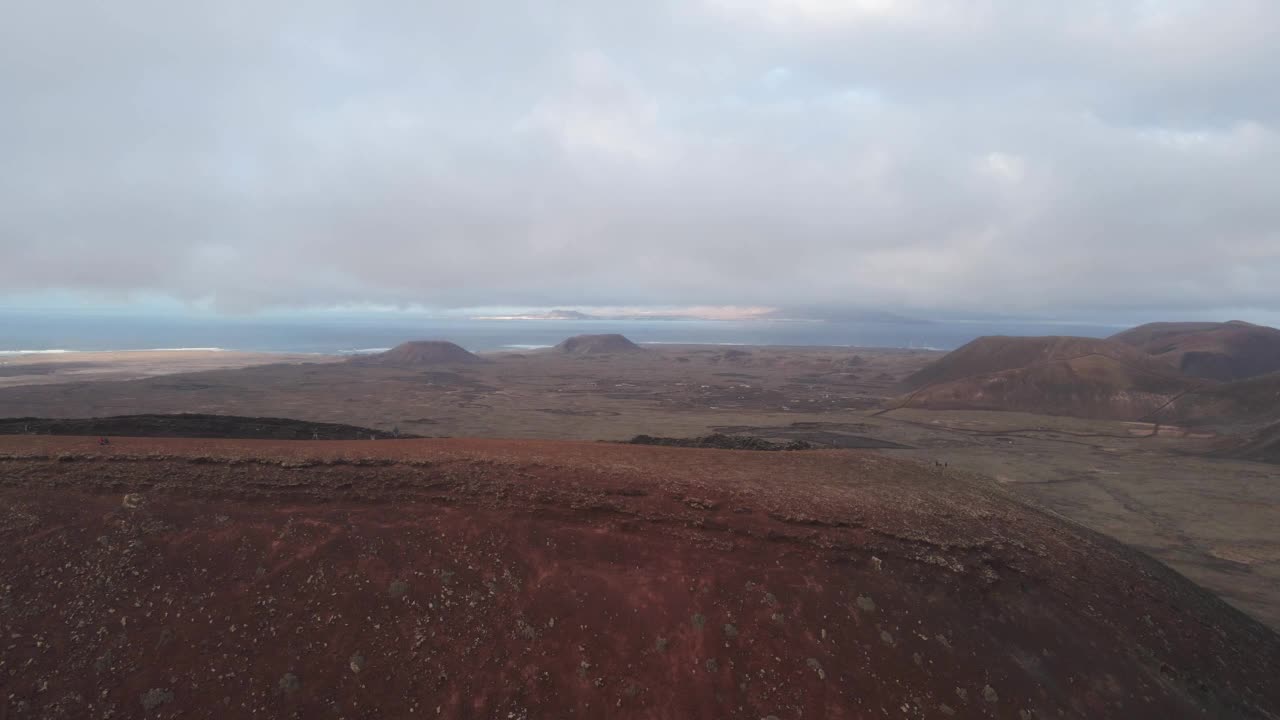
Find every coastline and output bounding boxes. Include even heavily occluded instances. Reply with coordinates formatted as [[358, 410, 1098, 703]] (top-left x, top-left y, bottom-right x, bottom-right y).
[[0, 349, 341, 390]]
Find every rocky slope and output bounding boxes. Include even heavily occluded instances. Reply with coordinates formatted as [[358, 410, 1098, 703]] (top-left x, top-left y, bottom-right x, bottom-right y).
[[1, 437, 1278, 718]]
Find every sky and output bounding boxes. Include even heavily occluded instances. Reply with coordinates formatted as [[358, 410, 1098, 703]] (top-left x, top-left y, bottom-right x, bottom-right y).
[[2, 1, 1278, 320]]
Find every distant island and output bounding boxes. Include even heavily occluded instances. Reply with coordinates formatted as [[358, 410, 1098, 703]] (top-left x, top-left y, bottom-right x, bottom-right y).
[[471, 306, 929, 323], [471, 309, 598, 321]]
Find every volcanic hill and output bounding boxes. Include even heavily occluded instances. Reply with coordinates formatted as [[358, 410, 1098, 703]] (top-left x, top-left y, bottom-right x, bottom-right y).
[[893, 336, 1200, 420], [1169, 370, 1280, 427], [2, 436, 1278, 718], [357, 341, 482, 366], [554, 333, 644, 355], [1110, 320, 1280, 381]]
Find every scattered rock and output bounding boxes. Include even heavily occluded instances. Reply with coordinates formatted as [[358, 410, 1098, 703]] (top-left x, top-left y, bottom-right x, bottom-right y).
[[122, 493, 144, 510], [983, 684, 999, 703], [723, 623, 738, 639], [683, 497, 718, 511], [389, 580, 409, 598], [140, 688, 173, 711], [806, 657, 826, 680], [349, 653, 365, 673], [279, 673, 300, 694]]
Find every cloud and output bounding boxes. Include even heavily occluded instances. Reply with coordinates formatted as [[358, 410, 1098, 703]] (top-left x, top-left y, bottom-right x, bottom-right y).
[[705, 0, 930, 28], [2, 1, 1278, 317]]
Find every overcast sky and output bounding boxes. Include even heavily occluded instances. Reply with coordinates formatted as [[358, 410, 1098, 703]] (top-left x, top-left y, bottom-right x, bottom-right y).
[[2, 1, 1278, 318]]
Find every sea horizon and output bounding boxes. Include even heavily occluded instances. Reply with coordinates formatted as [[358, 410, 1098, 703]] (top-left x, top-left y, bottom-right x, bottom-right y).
[[0, 310, 1127, 355]]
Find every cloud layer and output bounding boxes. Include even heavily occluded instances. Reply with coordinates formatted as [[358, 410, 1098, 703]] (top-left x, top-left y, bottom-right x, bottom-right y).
[[3, 1, 1278, 315]]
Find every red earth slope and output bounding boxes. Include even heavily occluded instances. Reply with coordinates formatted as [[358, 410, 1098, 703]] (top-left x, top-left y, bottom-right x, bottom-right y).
[[1, 437, 1278, 719], [893, 336, 1200, 420], [1111, 320, 1280, 381]]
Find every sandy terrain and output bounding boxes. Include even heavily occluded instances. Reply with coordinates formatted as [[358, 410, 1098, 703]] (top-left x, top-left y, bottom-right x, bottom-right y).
[[2, 436, 1278, 718], [0, 349, 338, 389]]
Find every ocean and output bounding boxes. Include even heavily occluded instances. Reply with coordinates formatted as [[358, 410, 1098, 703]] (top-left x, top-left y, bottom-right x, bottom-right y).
[[0, 310, 1125, 355]]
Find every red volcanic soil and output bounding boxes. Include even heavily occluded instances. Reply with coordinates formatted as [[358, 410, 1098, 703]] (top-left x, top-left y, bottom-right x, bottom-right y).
[[893, 336, 1200, 420], [555, 333, 643, 355], [2, 437, 1279, 719], [899, 336, 1171, 392], [1111, 321, 1280, 381], [358, 341, 482, 366]]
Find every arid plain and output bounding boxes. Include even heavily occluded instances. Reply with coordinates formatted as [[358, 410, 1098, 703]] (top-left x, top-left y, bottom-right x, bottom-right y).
[[3, 330, 1279, 635]]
